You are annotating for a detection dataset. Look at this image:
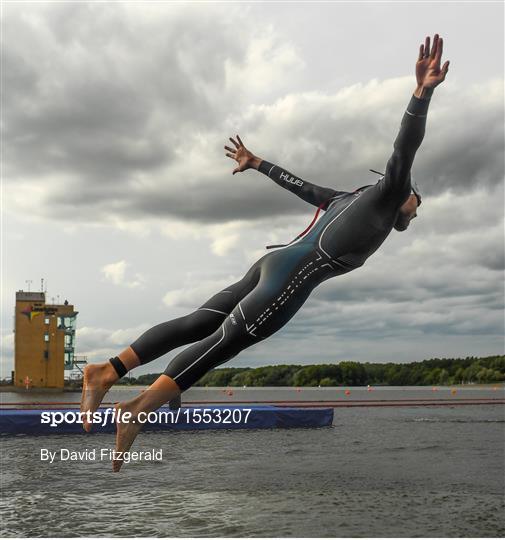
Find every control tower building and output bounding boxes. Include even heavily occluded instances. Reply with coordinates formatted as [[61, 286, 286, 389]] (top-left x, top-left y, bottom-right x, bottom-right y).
[[14, 291, 78, 388]]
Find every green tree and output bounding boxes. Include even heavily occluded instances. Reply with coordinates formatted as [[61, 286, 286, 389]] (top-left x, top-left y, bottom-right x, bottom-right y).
[[438, 368, 450, 385], [340, 361, 366, 385], [127, 355, 504, 388]]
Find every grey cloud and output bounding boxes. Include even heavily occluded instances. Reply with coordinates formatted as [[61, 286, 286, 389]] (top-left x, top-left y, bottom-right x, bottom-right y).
[[285, 292, 504, 341], [419, 90, 504, 192], [245, 81, 504, 197], [5, 3, 503, 227], [18, 79, 505, 222], [4, 3, 249, 184], [75, 323, 150, 361], [124, 179, 308, 222]]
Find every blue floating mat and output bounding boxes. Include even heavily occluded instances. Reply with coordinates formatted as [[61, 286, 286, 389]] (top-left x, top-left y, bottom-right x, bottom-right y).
[[0, 405, 333, 435]]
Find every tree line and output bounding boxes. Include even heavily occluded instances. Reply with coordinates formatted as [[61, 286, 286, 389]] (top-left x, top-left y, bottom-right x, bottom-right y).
[[121, 355, 504, 387]]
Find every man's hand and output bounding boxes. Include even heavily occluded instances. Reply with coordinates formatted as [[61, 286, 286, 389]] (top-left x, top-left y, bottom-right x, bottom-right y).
[[224, 135, 262, 175], [414, 34, 450, 98]]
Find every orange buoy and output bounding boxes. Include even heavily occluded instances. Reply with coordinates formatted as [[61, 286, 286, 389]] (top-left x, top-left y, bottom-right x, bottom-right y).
[[451, 388, 457, 395], [344, 389, 351, 396]]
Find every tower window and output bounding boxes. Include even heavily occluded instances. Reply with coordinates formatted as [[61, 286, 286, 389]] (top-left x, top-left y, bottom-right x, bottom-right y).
[[44, 333, 49, 342]]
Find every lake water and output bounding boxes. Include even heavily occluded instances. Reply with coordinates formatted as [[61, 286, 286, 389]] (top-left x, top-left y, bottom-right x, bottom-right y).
[[1, 386, 504, 537], [2, 383, 504, 406]]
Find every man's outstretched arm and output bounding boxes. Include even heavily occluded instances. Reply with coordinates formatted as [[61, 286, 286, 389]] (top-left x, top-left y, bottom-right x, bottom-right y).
[[224, 135, 343, 209], [380, 34, 450, 204]]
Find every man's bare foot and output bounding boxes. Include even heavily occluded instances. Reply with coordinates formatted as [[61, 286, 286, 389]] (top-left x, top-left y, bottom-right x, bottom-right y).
[[80, 362, 118, 432], [112, 401, 143, 473]]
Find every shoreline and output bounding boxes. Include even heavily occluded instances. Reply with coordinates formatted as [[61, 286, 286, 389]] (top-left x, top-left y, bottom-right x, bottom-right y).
[[0, 382, 503, 392]]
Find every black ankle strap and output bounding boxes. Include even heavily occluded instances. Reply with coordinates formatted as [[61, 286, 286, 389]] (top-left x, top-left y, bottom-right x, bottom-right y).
[[109, 356, 127, 378]]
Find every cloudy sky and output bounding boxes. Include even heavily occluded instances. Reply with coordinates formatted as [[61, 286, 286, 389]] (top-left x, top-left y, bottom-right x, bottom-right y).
[[2, 1, 504, 377]]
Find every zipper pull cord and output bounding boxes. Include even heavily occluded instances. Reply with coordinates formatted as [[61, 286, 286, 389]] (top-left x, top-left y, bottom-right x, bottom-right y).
[[266, 197, 331, 250]]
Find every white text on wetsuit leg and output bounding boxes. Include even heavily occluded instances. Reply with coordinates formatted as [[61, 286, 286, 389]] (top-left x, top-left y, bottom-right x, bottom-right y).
[[279, 171, 303, 187]]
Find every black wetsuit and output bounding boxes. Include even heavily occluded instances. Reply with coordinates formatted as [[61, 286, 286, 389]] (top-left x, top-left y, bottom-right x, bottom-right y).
[[130, 94, 431, 390]]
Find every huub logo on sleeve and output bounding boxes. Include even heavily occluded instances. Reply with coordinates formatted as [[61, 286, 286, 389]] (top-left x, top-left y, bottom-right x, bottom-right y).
[[280, 171, 304, 187]]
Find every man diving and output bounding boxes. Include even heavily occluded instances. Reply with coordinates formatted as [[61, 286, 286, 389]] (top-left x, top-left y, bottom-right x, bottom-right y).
[[80, 34, 450, 471]]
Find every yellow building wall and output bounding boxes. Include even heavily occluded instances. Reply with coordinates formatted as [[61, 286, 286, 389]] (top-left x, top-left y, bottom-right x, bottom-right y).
[[14, 299, 74, 389]]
